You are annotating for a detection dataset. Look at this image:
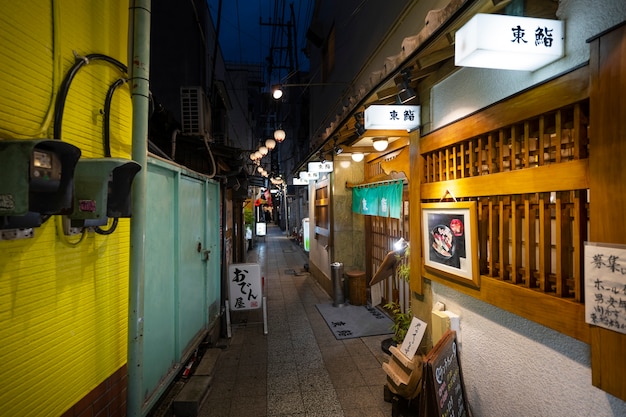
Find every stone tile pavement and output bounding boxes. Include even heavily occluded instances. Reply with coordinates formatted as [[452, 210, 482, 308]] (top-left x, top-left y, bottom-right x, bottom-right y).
[[198, 225, 393, 417]]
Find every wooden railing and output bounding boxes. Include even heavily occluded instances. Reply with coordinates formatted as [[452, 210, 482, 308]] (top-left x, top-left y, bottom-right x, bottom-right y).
[[416, 65, 591, 343], [421, 101, 589, 303]]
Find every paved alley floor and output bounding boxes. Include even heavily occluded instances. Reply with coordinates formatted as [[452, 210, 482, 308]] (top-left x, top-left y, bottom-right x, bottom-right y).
[[199, 224, 393, 417]]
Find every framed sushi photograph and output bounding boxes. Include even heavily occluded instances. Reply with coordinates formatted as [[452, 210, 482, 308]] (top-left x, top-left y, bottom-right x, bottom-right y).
[[421, 201, 479, 288]]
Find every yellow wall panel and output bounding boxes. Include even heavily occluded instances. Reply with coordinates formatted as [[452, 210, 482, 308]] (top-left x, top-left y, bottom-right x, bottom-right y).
[[0, 1, 132, 416], [0, 1, 55, 138]]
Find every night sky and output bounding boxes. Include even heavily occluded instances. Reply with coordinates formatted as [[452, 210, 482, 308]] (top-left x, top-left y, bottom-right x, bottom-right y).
[[206, 0, 313, 78]]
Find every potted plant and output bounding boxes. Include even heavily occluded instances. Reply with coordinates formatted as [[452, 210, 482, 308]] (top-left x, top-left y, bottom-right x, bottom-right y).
[[384, 301, 412, 343], [381, 244, 412, 354]]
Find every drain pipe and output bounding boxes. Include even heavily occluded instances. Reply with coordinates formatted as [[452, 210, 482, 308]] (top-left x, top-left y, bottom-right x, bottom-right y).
[[127, 1, 150, 416]]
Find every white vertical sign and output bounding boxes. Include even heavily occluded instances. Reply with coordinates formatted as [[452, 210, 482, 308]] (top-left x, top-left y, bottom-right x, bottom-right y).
[[228, 263, 263, 311]]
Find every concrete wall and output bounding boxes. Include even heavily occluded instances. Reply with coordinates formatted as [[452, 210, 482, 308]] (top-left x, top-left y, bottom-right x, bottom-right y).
[[332, 155, 366, 273], [433, 282, 626, 416], [307, 155, 365, 296]]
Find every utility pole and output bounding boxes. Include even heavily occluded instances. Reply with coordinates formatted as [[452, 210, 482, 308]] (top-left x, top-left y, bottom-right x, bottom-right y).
[[260, 8, 297, 82]]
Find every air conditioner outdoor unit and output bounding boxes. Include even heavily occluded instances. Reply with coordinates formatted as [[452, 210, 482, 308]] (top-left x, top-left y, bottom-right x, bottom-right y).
[[180, 86, 211, 136]]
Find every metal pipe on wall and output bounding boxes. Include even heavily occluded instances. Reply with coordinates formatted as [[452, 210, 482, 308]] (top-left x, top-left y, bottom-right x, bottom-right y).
[[127, 1, 151, 416]]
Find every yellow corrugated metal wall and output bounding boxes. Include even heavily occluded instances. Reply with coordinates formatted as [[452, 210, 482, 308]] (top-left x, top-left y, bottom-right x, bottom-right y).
[[0, 1, 132, 416]]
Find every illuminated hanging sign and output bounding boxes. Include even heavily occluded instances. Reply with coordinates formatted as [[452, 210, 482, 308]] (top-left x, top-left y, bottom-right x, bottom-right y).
[[299, 171, 319, 181], [364, 105, 420, 131], [455, 14, 564, 71], [308, 161, 334, 173], [293, 177, 309, 185]]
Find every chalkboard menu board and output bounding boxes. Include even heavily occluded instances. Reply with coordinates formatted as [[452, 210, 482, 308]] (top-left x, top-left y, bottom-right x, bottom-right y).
[[420, 329, 470, 417]]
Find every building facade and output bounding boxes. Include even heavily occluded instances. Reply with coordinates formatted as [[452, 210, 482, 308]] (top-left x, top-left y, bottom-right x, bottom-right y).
[[0, 1, 248, 416], [300, 0, 626, 415]]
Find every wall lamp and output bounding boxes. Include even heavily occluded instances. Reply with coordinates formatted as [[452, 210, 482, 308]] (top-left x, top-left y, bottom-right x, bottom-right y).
[[394, 237, 409, 254], [395, 68, 417, 104], [354, 112, 366, 136]]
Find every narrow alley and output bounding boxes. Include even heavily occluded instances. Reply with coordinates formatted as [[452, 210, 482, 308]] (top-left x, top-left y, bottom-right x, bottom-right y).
[[197, 224, 394, 417]]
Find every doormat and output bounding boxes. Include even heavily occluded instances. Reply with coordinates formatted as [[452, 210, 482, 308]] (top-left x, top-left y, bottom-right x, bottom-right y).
[[316, 303, 394, 340]]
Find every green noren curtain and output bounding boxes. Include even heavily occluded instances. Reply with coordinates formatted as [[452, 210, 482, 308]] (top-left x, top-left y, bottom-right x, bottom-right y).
[[352, 180, 403, 219]]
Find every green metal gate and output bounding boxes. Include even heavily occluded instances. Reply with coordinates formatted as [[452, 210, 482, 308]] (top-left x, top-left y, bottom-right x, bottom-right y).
[[142, 157, 220, 412]]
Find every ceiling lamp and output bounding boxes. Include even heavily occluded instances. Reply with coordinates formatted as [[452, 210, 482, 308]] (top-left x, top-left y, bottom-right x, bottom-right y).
[[274, 128, 286, 142], [254, 151, 263, 160], [249, 153, 256, 161], [265, 138, 276, 150], [372, 138, 388, 152], [351, 152, 364, 162], [259, 145, 268, 155], [257, 166, 264, 173], [455, 14, 565, 71]]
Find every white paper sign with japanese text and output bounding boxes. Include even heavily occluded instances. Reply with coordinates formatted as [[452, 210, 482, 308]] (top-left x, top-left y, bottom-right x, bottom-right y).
[[399, 316, 427, 360], [584, 242, 626, 334], [228, 263, 263, 311]]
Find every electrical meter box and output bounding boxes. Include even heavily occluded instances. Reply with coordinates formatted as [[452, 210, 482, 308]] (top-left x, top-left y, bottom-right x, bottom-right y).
[[0, 139, 81, 229], [69, 158, 141, 227]]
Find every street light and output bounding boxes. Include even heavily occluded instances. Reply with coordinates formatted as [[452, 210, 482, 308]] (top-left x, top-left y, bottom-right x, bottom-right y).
[[272, 86, 285, 99], [271, 82, 349, 100]]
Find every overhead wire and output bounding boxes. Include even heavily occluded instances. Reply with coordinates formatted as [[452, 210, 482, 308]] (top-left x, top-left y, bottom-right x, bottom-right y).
[[235, 0, 242, 62]]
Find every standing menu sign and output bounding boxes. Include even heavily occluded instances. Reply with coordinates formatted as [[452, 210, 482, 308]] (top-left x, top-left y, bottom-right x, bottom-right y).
[[420, 329, 470, 417], [228, 263, 262, 310], [225, 263, 267, 335]]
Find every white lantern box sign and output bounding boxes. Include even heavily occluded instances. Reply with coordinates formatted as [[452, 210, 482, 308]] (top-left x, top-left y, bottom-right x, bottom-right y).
[[308, 161, 334, 173], [299, 171, 320, 181], [364, 105, 420, 131], [455, 13, 564, 71]]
